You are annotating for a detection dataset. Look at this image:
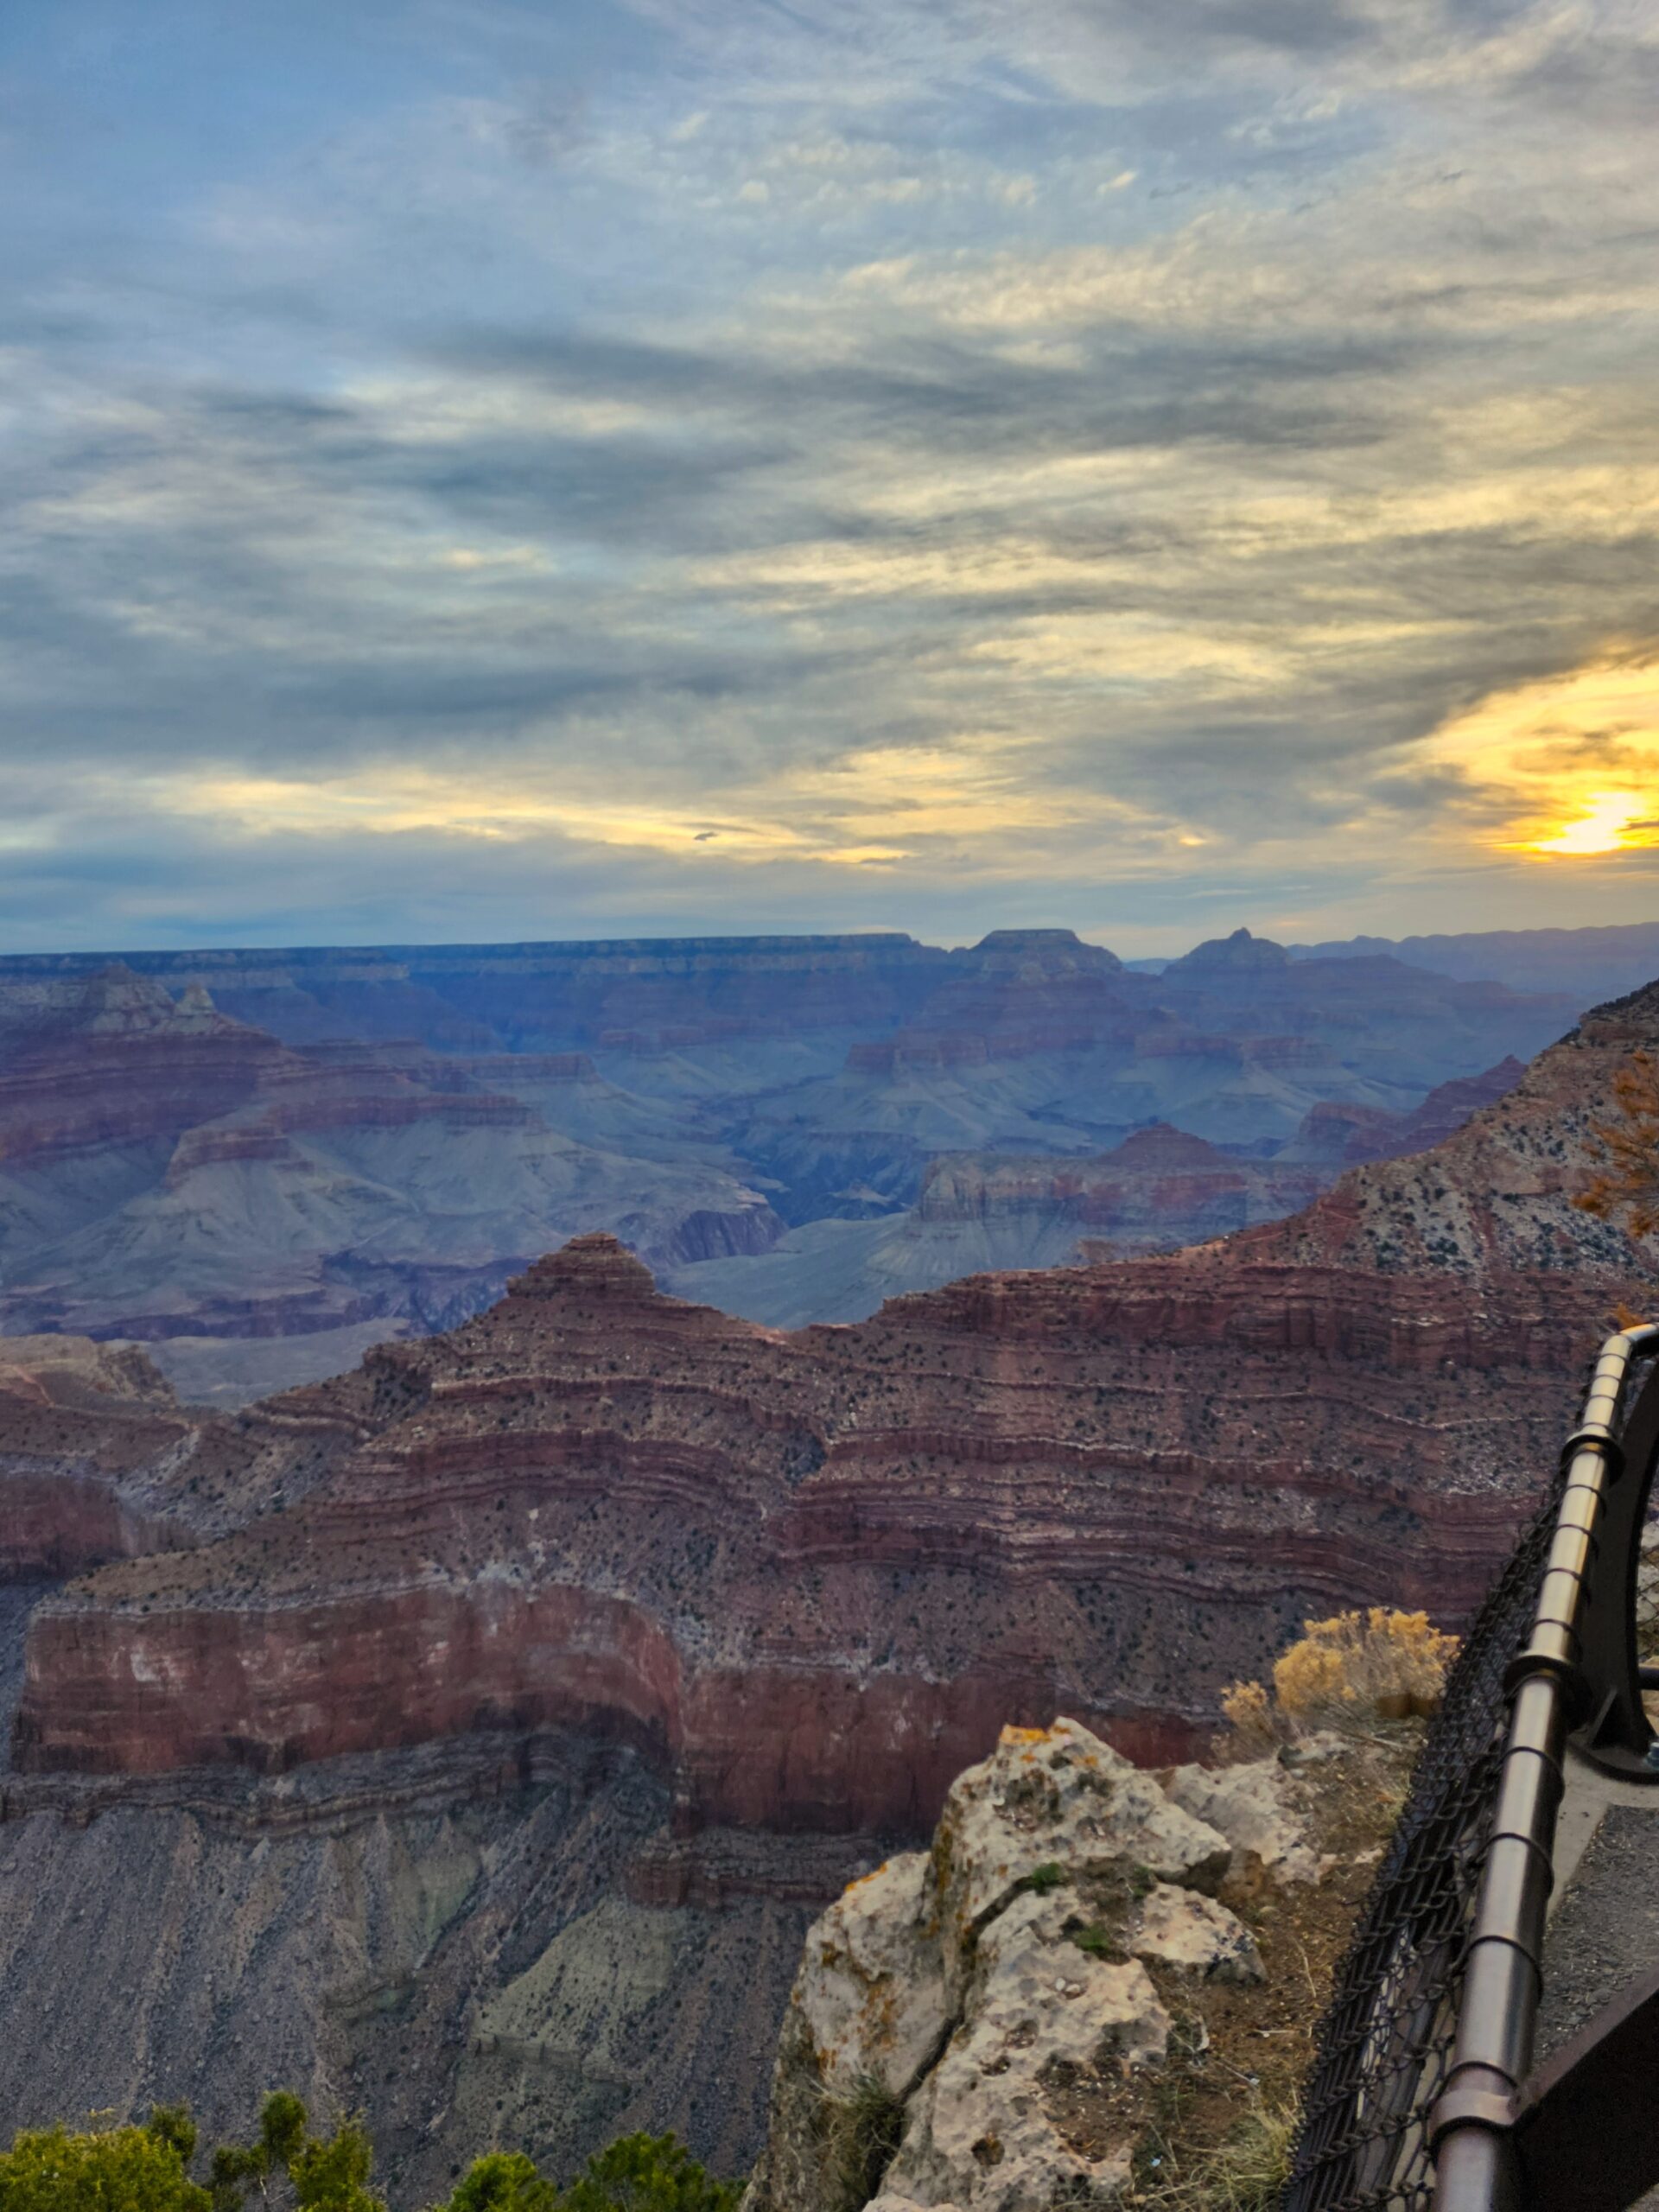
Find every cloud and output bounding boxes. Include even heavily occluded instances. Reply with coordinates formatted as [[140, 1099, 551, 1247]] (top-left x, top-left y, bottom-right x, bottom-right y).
[[1, 0, 1657, 951]]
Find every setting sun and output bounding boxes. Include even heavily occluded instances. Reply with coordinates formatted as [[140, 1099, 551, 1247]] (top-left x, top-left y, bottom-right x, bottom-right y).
[[1531, 793, 1657, 857]]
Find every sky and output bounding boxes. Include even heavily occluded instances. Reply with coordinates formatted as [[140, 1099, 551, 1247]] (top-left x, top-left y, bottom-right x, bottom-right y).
[[3, 0, 1659, 957]]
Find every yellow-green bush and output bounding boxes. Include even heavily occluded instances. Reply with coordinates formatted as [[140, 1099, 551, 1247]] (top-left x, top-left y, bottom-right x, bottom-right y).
[[1222, 1607, 1459, 1746]]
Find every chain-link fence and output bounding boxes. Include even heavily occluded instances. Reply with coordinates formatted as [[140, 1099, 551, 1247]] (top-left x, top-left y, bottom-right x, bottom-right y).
[[1285, 1334, 1659, 2212], [1281, 1476, 1568, 2209]]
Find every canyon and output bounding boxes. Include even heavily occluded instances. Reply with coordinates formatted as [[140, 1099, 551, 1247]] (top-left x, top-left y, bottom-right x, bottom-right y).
[[0, 969, 1653, 2191], [0, 927, 1574, 1400]]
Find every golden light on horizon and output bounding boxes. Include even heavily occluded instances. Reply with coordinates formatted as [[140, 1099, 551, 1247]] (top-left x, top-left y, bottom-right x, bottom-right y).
[[1529, 792, 1656, 856], [1420, 649, 1659, 864]]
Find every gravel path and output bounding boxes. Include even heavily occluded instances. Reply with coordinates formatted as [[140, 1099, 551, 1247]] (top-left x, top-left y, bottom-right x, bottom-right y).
[[1537, 1788, 1659, 2208], [1539, 1803, 1659, 2060]]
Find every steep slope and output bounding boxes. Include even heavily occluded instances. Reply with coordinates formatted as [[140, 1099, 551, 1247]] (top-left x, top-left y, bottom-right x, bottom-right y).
[[1277, 1056, 1527, 1166], [0, 1732, 845, 2202], [16, 982, 1658, 1829]]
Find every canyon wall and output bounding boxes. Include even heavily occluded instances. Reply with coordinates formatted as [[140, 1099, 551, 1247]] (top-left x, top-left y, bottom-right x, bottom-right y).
[[0, 972, 1653, 2190], [13, 976, 1657, 1839], [0, 931, 1580, 1392]]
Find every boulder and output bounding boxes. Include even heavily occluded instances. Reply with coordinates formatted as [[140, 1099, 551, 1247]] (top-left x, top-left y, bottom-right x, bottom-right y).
[[742, 1719, 1246, 2212], [931, 1719, 1231, 1998], [1163, 1755, 1319, 1884], [1130, 1880, 1263, 1984]]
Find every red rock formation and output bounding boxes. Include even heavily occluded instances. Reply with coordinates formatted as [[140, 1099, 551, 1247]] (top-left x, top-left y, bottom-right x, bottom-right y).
[[11, 986, 1656, 1840], [0, 1337, 193, 1573], [923, 1125, 1326, 1257]]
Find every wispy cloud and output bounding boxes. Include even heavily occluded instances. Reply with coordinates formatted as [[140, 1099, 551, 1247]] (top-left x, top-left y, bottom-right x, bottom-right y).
[[1, 0, 1657, 953]]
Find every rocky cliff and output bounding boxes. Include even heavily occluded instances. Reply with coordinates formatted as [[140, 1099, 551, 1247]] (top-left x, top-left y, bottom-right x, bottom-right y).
[[0, 1727, 849, 2203], [13, 982, 1657, 1833], [741, 1713, 1399, 2212], [0, 977, 1651, 2194]]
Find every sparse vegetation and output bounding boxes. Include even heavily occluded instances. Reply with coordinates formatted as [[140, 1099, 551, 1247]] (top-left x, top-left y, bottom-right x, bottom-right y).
[[816, 2072, 906, 2210], [1135, 2093, 1298, 2212], [0, 2104, 738, 2212], [1575, 1049, 1659, 1237]]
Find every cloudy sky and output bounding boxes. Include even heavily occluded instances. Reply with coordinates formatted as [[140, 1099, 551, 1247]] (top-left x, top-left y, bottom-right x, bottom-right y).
[[4, 0, 1659, 954]]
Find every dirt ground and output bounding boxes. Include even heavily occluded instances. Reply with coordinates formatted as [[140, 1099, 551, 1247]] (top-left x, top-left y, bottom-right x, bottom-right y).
[[1041, 1725, 1421, 2206]]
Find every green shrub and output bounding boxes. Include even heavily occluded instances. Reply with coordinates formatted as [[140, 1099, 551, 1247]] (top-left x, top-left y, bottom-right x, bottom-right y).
[[0, 2119, 211, 2212], [440, 2152, 556, 2212], [556, 2132, 741, 2211]]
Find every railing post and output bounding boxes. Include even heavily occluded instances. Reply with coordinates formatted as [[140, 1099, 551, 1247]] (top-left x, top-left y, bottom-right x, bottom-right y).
[[1430, 1329, 1659, 2211]]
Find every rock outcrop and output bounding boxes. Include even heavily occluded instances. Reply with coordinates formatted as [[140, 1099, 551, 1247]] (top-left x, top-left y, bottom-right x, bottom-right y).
[[741, 1719, 1303, 2212], [10, 980, 1658, 1830]]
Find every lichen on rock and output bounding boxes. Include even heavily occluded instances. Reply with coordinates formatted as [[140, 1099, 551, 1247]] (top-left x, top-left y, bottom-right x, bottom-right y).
[[741, 1716, 1279, 2212]]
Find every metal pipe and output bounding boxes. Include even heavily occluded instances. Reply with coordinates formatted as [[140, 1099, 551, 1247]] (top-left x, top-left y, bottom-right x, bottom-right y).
[[1431, 1327, 1659, 2211]]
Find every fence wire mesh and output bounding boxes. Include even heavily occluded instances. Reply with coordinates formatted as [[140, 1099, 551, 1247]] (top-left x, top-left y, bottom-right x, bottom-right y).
[[1281, 1471, 1569, 2212]]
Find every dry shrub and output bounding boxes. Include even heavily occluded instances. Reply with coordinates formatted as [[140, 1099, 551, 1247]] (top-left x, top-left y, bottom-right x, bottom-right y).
[[1134, 2092, 1298, 2211], [1576, 1049, 1659, 1239], [1217, 1678, 1276, 1757], [1221, 1609, 1459, 1749]]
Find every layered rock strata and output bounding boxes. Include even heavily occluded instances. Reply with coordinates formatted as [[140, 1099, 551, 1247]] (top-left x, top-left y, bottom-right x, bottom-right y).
[[0, 966, 778, 1357], [12, 984, 1657, 1838], [0, 1724, 841, 2203]]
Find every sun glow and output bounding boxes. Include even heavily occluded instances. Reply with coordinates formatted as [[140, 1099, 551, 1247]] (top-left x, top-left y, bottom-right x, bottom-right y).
[[1418, 650, 1659, 862], [1529, 792, 1656, 856]]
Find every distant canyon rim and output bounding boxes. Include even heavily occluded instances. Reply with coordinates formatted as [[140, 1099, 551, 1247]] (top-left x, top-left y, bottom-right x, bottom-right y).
[[2, 918, 1638, 1404]]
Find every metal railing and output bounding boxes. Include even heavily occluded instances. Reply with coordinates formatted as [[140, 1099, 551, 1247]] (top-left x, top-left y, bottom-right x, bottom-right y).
[[1284, 1325, 1659, 2212]]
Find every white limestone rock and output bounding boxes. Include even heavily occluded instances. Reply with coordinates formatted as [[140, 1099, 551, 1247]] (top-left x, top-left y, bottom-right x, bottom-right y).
[[1162, 1756, 1319, 1885], [931, 1719, 1231, 1999], [740, 1852, 950, 2212], [880, 1884, 1162, 2211], [800, 1851, 950, 2100], [1130, 1881, 1264, 1984]]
